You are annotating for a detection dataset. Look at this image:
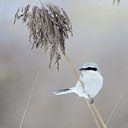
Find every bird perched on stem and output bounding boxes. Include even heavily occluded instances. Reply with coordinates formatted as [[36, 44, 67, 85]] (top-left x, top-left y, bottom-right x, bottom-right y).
[[53, 62, 103, 103]]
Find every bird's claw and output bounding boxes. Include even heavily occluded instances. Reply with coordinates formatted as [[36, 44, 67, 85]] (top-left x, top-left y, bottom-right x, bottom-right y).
[[89, 97, 94, 104], [88, 95, 94, 104]]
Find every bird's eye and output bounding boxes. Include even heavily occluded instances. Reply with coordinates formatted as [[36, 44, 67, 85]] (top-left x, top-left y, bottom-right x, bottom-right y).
[[85, 67, 97, 71]]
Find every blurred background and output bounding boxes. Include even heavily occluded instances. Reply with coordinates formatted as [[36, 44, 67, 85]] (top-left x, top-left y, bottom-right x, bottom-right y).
[[0, 0, 128, 128]]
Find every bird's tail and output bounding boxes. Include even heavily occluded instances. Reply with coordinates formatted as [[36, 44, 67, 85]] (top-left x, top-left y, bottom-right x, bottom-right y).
[[53, 88, 73, 95]]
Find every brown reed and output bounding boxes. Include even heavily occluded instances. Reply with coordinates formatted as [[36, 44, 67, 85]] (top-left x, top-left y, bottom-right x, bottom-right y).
[[14, 4, 73, 70]]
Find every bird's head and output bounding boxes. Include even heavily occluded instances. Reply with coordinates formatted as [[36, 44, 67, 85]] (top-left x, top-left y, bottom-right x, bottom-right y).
[[79, 62, 101, 75]]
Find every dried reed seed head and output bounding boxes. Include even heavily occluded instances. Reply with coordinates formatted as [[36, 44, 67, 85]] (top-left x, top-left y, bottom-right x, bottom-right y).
[[14, 4, 73, 70]]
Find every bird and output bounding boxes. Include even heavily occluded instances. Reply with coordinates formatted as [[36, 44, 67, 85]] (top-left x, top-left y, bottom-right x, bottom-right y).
[[53, 62, 103, 103]]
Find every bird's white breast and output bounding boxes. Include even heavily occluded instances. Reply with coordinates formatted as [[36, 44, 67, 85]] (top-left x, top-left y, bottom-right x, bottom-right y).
[[74, 71, 103, 98]]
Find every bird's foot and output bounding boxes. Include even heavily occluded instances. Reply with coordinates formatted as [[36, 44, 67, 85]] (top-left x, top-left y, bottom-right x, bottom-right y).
[[89, 97, 94, 104], [88, 95, 94, 104]]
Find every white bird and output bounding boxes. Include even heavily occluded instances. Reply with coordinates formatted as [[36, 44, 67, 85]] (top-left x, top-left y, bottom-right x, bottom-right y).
[[53, 62, 103, 103]]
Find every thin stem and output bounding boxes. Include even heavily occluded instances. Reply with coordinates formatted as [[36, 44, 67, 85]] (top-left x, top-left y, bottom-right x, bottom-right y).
[[64, 53, 84, 89], [92, 103, 107, 128], [106, 96, 123, 126], [19, 71, 40, 128], [87, 101, 101, 128]]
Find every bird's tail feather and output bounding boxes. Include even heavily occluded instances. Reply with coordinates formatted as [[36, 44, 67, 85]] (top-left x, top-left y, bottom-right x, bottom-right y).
[[53, 88, 73, 95]]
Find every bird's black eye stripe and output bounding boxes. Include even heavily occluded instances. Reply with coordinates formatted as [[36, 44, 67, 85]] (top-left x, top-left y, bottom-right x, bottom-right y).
[[80, 67, 97, 71]]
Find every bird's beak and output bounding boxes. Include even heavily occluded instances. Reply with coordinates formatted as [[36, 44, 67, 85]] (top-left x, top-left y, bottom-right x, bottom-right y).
[[79, 68, 82, 71], [79, 68, 84, 71]]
